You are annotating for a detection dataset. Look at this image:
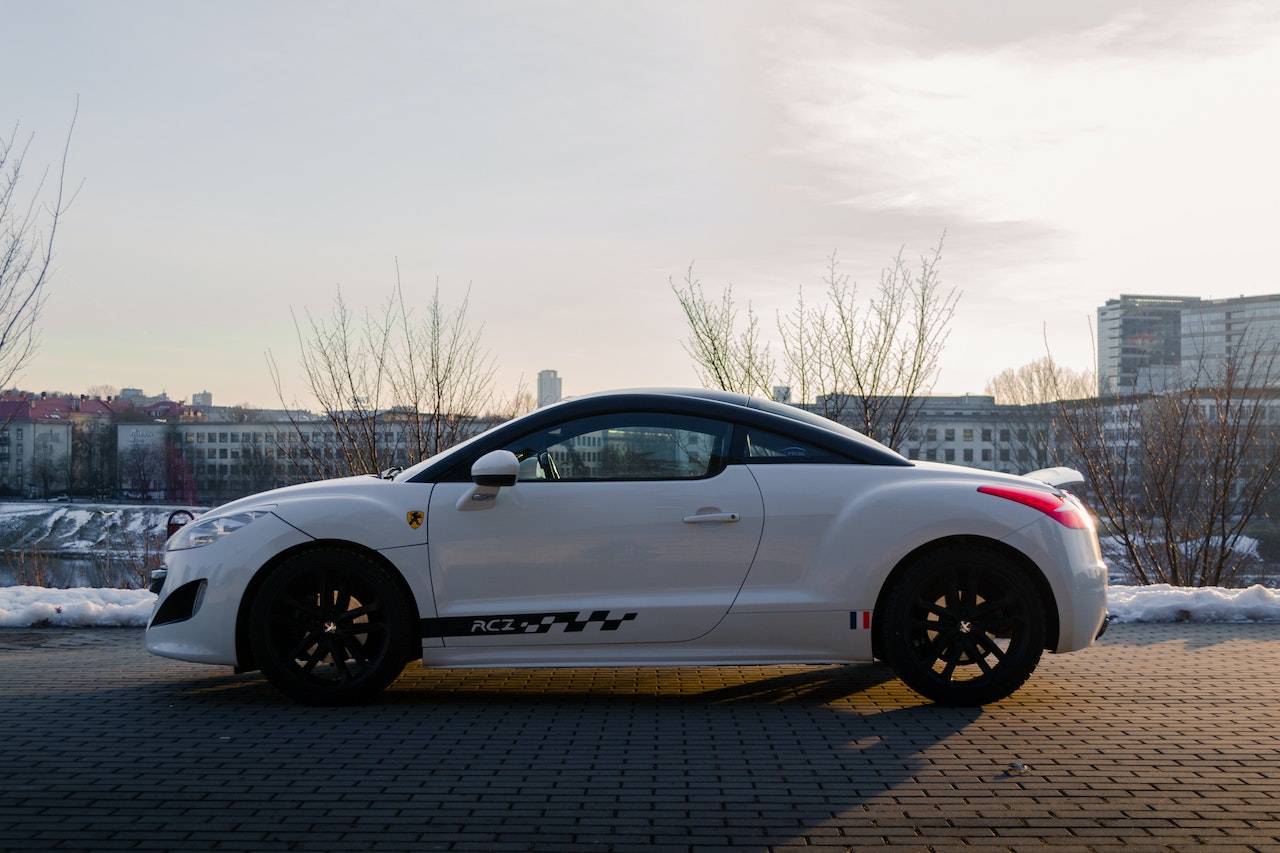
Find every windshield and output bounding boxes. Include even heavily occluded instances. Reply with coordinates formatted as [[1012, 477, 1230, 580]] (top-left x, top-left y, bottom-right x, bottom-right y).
[[392, 423, 504, 482]]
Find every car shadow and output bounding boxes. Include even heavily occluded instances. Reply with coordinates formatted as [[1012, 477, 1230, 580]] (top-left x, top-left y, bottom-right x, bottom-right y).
[[9, 651, 1020, 851]]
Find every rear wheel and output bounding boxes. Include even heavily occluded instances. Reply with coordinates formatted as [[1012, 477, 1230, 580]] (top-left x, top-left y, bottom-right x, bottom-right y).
[[248, 548, 412, 705], [877, 546, 1046, 706]]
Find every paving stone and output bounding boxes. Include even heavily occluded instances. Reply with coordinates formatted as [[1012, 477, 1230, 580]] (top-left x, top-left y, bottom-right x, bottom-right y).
[[2, 622, 1280, 851]]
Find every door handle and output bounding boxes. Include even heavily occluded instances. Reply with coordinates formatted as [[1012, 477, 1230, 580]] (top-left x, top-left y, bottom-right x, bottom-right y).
[[682, 512, 740, 524]]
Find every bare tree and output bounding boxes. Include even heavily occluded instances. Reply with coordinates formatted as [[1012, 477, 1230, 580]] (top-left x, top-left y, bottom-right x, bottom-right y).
[[265, 283, 401, 478], [1054, 343, 1280, 587], [819, 242, 958, 447], [777, 275, 840, 417], [270, 273, 506, 478], [390, 281, 499, 458], [229, 403, 262, 423], [987, 355, 1095, 407], [673, 237, 958, 447], [31, 452, 64, 498], [984, 355, 1095, 473], [671, 265, 775, 398], [1, 108, 77, 396], [120, 445, 164, 500], [239, 443, 285, 494]]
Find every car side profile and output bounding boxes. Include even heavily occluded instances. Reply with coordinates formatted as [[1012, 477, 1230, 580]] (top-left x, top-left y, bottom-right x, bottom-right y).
[[145, 389, 1108, 706]]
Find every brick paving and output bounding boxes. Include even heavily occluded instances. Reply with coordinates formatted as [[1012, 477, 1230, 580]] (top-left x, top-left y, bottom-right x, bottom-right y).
[[1, 623, 1279, 851]]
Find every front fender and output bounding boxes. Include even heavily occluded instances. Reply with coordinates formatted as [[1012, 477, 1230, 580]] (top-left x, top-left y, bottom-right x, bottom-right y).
[[272, 481, 437, 550]]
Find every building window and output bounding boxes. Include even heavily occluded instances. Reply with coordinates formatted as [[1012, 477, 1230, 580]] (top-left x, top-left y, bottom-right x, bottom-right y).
[[963, 449, 974, 462], [982, 429, 992, 442], [962, 429, 974, 443], [944, 448, 955, 462]]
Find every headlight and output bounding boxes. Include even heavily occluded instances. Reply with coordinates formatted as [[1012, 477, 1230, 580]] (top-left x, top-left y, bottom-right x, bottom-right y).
[[167, 509, 274, 551]]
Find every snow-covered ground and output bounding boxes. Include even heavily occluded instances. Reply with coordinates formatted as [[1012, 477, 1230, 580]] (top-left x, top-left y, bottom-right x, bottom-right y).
[[1, 583, 1279, 629], [0, 501, 206, 555]]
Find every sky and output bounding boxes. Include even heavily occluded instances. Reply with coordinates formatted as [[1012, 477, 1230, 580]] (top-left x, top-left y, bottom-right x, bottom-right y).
[[4, 0, 1280, 410]]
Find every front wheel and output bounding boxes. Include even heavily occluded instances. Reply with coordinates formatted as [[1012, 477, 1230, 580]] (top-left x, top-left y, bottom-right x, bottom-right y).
[[248, 548, 413, 705], [877, 546, 1046, 706]]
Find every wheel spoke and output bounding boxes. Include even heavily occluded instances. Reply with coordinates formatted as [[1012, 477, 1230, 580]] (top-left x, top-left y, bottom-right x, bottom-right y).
[[297, 638, 332, 673], [971, 632, 1006, 667], [937, 639, 963, 679], [333, 575, 352, 614], [335, 601, 381, 625], [920, 627, 953, 660]]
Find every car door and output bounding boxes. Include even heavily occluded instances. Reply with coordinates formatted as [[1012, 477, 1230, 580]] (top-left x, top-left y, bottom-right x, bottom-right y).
[[424, 412, 765, 646]]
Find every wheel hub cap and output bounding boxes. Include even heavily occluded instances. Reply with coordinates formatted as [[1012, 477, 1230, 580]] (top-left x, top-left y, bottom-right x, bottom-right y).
[[958, 620, 973, 634], [323, 621, 338, 634]]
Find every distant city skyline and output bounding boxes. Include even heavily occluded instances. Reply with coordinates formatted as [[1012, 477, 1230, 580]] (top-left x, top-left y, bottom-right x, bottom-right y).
[[6, 1, 1280, 408]]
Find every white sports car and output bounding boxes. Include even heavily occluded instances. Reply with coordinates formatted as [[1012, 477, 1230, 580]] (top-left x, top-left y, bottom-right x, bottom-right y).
[[146, 389, 1108, 706]]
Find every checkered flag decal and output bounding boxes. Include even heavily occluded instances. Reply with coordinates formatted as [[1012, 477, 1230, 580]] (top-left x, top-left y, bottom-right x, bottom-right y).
[[529, 611, 638, 633], [421, 610, 639, 638]]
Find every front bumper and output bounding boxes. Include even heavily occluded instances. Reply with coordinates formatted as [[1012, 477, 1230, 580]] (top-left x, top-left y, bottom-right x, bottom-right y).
[[144, 513, 313, 666]]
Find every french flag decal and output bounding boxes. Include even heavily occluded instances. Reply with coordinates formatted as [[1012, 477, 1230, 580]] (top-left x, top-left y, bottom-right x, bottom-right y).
[[850, 610, 872, 630]]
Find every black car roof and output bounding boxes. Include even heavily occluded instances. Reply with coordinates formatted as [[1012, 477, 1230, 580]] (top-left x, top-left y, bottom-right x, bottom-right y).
[[408, 388, 909, 482]]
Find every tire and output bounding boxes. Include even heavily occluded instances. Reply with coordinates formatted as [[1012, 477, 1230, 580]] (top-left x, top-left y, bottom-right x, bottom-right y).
[[248, 548, 413, 705], [877, 546, 1046, 706]]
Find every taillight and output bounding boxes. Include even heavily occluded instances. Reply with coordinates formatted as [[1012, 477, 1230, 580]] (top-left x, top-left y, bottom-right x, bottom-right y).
[[978, 485, 1093, 529]]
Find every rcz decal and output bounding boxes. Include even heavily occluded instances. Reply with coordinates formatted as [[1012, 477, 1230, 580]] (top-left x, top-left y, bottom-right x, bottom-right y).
[[422, 610, 638, 638]]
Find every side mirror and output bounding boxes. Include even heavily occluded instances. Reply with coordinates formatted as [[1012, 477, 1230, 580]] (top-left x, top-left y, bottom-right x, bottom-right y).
[[471, 450, 519, 487], [457, 449, 519, 511]]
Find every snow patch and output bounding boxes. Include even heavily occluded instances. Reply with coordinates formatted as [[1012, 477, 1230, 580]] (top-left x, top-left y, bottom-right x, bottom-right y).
[[0, 583, 1278, 630]]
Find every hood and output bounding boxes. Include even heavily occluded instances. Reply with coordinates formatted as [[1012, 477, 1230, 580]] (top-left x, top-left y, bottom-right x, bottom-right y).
[[201, 474, 387, 517]]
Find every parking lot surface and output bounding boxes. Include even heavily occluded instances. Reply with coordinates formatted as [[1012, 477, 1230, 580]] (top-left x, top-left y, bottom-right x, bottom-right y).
[[1, 623, 1279, 852]]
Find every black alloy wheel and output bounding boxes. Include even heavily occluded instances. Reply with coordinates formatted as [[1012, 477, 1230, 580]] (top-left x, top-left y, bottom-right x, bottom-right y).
[[877, 546, 1046, 706], [248, 548, 412, 705]]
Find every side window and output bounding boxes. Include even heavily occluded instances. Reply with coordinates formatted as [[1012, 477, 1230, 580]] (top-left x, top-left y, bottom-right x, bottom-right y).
[[502, 413, 731, 481], [735, 427, 845, 464]]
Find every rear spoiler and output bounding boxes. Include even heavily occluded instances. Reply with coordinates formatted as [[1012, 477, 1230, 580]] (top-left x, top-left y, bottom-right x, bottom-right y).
[[1022, 466, 1085, 490]]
